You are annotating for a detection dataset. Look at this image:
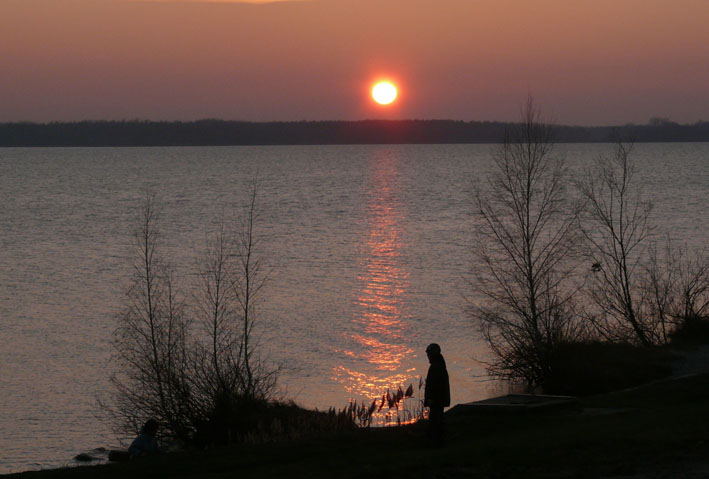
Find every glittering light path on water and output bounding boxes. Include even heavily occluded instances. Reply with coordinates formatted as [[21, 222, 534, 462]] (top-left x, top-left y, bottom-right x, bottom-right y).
[[334, 151, 418, 403]]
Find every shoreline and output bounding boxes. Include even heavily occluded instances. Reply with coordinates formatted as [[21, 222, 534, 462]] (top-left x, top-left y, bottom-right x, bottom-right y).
[[8, 364, 709, 478]]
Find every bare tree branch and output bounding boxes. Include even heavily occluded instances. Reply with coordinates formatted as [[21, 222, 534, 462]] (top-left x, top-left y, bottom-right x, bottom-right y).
[[469, 97, 583, 389], [576, 141, 657, 345]]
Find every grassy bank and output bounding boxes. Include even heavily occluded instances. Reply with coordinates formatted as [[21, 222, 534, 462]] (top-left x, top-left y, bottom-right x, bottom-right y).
[[9, 371, 709, 479]]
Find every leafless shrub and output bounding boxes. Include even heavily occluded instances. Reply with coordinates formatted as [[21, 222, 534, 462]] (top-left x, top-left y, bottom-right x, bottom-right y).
[[188, 186, 280, 444], [105, 187, 279, 445], [470, 97, 583, 389], [645, 240, 709, 342], [577, 142, 658, 345], [103, 194, 194, 442], [188, 222, 247, 440], [230, 186, 278, 400], [672, 246, 709, 322], [644, 239, 676, 343]]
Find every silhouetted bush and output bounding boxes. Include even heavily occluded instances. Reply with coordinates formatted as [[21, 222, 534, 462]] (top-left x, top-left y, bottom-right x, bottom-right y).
[[103, 190, 280, 447], [190, 399, 359, 446], [470, 97, 584, 390], [669, 316, 709, 347], [577, 142, 659, 346], [543, 341, 675, 396]]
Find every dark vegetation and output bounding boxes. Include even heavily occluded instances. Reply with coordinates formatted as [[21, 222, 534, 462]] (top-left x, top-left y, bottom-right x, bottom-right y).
[[470, 97, 709, 395], [470, 97, 582, 391], [10, 372, 709, 478], [101, 189, 289, 447], [1, 118, 709, 146], [537, 316, 709, 397], [543, 341, 676, 396], [669, 314, 709, 346]]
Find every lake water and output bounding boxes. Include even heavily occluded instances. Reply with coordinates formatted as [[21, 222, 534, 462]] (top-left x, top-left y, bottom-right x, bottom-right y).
[[1, 143, 707, 473]]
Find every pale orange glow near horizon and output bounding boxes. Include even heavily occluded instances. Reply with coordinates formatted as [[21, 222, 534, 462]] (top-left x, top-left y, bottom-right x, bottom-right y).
[[140, 0, 306, 3], [1, 0, 707, 124]]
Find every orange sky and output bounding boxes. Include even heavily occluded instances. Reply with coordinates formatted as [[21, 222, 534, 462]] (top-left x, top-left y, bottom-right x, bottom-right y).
[[1, 0, 707, 124]]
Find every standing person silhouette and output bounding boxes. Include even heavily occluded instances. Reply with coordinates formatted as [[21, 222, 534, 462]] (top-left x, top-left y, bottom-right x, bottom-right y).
[[424, 343, 450, 447]]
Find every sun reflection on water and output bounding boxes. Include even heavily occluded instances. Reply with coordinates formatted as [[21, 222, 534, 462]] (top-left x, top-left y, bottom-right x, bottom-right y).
[[333, 152, 419, 412]]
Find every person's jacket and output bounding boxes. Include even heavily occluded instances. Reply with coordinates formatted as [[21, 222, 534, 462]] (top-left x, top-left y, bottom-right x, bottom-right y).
[[424, 354, 450, 408]]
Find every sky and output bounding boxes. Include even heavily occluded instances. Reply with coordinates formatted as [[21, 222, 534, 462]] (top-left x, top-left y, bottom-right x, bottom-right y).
[[1, 0, 707, 125]]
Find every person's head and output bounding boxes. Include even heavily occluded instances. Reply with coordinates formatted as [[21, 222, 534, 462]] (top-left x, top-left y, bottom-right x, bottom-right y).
[[143, 419, 159, 436], [426, 343, 442, 362]]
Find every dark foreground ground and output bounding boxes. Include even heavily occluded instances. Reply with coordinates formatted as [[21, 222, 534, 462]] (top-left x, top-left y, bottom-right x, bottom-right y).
[[8, 372, 709, 479]]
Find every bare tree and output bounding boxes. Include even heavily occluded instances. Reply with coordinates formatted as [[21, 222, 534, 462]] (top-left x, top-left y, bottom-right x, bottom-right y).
[[230, 185, 278, 399], [673, 246, 709, 322], [106, 187, 280, 445], [470, 97, 582, 388], [105, 194, 193, 441], [190, 222, 245, 421], [644, 239, 677, 344], [187, 186, 278, 444], [576, 142, 656, 345]]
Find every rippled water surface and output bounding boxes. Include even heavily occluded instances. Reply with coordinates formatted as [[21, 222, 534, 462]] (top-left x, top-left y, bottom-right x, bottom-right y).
[[1, 144, 707, 473]]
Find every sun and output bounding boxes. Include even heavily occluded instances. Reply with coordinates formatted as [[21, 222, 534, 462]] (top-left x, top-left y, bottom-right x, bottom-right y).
[[372, 82, 397, 105]]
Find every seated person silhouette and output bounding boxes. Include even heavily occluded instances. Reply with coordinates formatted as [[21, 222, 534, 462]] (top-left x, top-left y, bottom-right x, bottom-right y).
[[129, 419, 161, 460]]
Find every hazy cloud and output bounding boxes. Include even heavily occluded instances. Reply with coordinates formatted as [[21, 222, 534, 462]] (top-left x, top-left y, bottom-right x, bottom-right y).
[[132, 0, 309, 3]]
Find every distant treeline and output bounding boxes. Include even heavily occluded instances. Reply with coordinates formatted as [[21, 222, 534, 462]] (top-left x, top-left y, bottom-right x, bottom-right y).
[[1, 119, 708, 146]]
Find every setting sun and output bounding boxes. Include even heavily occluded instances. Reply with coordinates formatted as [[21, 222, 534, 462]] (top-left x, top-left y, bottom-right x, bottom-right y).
[[372, 82, 397, 105]]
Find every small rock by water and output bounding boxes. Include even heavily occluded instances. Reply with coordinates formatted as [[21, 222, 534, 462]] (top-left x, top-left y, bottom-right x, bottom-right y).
[[73, 454, 94, 462]]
